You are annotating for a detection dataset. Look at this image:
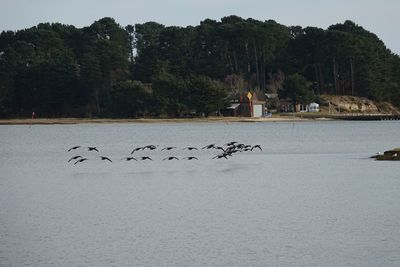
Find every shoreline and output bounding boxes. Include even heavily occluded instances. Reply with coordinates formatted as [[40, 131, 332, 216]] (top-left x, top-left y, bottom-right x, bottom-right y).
[[0, 116, 323, 125], [1, 112, 397, 125]]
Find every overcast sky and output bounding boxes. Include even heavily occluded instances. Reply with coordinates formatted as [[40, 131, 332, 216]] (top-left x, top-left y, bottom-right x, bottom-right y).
[[1, 0, 399, 55]]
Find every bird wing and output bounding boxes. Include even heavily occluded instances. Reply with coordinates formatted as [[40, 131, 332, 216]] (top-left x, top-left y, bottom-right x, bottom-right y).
[[68, 155, 81, 162], [100, 156, 111, 162], [68, 146, 79, 152], [74, 158, 86, 165]]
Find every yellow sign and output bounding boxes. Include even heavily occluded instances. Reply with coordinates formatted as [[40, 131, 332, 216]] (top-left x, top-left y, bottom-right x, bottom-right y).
[[247, 92, 252, 100]]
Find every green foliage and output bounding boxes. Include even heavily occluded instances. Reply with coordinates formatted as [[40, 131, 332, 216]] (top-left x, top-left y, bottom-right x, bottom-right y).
[[0, 16, 399, 118], [285, 20, 400, 104], [152, 71, 188, 117], [151, 72, 229, 117], [279, 73, 315, 104], [106, 80, 151, 117], [186, 75, 229, 116]]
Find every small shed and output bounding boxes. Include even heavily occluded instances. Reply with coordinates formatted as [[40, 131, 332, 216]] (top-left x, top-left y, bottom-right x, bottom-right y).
[[220, 103, 240, 117], [222, 92, 266, 117], [252, 100, 265, 117], [308, 102, 320, 112]]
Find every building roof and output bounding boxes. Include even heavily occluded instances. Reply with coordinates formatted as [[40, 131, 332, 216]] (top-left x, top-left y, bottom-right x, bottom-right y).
[[226, 103, 240, 109], [265, 93, 278, 99]]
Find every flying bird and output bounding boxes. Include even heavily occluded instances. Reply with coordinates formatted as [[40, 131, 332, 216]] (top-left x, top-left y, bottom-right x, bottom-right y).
[[74, 158, 88, 165], [68, 146, 80, 152], [236, 144, 245, 149], [212, 154, 228, 159], [163, 156, 179, 160], [68, 155, 82, 162], [137, 156, 152, 161], [202, 144, 215, 149], [226, 150, 237, 156], [143, 145, 157, 150], [99, 156, 112, 162], [131, 147, 143, 154], [123, 157, 137, 161], [225, 141, 238, 146], [225, 146, 238, 153], [251, 145, 262, 151], [183, 147, 198, 150], [88, 146, 99, 152], [162, 146, 176, 151], [183, 156, 198, 160]]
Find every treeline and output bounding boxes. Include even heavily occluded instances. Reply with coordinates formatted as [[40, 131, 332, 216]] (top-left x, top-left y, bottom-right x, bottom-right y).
[[0, 16, 399, 118]]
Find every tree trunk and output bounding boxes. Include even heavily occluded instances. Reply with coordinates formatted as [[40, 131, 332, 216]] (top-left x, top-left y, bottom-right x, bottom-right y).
[[313, 63, 320, 94], [333, 57, 339, 94], [253, 39, 260, 90], [318, 64, 325, 92], [95, 90, 100, 114], [350, 57, 355, 96]]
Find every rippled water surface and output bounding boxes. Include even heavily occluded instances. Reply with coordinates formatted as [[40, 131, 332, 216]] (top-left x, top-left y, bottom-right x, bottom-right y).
[[1, 121, 400, 266]]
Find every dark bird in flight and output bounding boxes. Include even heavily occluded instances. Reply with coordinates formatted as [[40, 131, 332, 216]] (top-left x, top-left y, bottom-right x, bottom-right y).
[[251, 145, 262, 151], [163, 156, 179, 160], [143, 145, 157, 150], [212, 154, 228, 159], [123, 157, 137, 161], [68, 146, 80, 152], [225, 146, 238, 152], [68, 155, 82, 162], [74, 158, 88, 165], [202, 144, 215, 149], [88, 146, 99, 152], [100, 156, 112, 162], [225, 141, 238, 146], [235, 144, 244, 149], [183, 156, 198, 160], [131, 147, 143, 154], [214, 146, 226, 152], [225, 149, 238, 156], [183, 147, 198, 150], [162, 146, 176, 151], [138, 156, 152, 161]]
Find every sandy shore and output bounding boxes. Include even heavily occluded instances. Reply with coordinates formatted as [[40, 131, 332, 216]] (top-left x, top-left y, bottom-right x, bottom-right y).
[[0, 116, 322, 125]]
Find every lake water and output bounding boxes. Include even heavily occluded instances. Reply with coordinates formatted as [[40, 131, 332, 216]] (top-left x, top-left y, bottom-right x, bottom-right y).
[[0, 121, 399, 266]]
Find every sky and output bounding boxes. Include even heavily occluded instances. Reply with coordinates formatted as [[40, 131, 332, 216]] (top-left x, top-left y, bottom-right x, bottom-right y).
[[1, 0, 399, 55]]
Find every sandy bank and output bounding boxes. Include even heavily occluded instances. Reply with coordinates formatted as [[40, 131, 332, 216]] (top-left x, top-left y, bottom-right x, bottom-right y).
[[0, 116, 320, 125]]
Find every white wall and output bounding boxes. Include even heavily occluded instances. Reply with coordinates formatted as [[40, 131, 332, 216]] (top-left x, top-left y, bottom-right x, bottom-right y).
[[253, 104, 263, 117]]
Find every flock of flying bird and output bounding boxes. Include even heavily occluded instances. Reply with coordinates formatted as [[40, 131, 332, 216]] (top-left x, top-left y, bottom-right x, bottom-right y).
[[67, 142, 262, 165]]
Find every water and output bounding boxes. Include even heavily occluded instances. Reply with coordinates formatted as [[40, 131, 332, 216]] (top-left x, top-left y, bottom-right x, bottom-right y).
[[0, 121, 399, 266]]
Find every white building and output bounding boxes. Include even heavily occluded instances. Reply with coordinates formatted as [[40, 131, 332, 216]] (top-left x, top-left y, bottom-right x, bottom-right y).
[[308, 102, 320, 112]]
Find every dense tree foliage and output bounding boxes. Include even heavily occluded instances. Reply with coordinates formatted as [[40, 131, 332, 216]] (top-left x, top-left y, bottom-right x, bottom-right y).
[[0, 17, 399, 118], [279, 73, 315, 106]]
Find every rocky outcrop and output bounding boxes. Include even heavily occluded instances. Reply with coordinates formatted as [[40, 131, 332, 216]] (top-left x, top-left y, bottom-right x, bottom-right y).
[[371, 148, 400, 161], [319, 95, 400, 114]]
